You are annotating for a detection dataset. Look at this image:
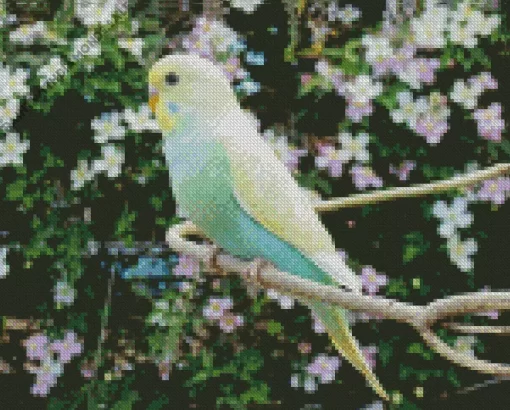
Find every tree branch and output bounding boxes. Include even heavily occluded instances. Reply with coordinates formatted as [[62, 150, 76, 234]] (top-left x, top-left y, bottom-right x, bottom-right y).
[[315, 163, 510, 212], [166, 220, 510, 377]]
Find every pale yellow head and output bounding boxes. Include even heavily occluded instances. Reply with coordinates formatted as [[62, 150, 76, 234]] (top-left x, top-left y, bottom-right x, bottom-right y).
[[148, 54, 239, 132]]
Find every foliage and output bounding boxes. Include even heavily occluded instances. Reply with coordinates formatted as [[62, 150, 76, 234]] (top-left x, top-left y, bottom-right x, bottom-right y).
[[0, 0, 509, 408]]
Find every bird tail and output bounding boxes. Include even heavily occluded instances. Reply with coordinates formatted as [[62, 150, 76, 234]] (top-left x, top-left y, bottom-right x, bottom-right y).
[[310, 301, 389, 402]]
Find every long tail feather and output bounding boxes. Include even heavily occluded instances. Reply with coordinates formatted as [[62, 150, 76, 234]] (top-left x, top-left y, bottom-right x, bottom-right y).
[[310, 301, 390, 401]]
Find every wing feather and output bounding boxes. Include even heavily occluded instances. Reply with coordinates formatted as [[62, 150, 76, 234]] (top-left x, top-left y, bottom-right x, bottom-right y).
[[215, 109, 360, 290]]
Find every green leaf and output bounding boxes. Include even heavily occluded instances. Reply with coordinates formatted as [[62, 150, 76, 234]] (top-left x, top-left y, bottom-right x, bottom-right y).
[[378, 340, 394, 367], [266, 320, 283, 336], [239, 381, 270, 405], [110, 391, 140, 410], [6, 178, 28, 201], [147, 396, 170, 410], [386, 277, 409, 298], [403, 231, 430, 264]]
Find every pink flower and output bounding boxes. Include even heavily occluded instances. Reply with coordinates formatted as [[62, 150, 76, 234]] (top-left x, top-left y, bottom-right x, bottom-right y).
[[218, 314, 244, 333], [414, 58, 441, 84], [331, 72, 347, 95], [50, 331, 83, 364], [315, 144, 343, 177], [415, 115, 449, 145], [361, 345, 378, 369], [24, 334, 50, 361], [346, 100, 374, 123], [469, 72, 498, 91], [351, 165, 383, 190], [307, 354, 341, 384], [223, 57, 242, 81], [203, 297, 233, 320], [301, 73, 312, 86], [287, 148, 307, 172], [361, 266, 388, 295], [298, 342, 312, 354], [174, 254, 200, 278], [370, 58, 393, 77], [473, 103, 504, 141], [389, 43, 416, 75], [477, 177, 510, 205], [389, 160, 416, 181], [311, 313, 326, 334], [30, 357, 63, 397]]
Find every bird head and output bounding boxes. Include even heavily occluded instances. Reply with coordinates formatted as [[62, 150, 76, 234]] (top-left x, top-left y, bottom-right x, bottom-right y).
[[148, 54, 239, 133]]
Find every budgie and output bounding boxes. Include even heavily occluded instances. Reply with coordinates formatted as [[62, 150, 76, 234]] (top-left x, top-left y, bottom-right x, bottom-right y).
[[148, 53, 388, 400]]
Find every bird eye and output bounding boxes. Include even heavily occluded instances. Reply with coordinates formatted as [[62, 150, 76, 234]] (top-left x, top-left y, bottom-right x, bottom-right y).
[[165, 73, 179, 86]]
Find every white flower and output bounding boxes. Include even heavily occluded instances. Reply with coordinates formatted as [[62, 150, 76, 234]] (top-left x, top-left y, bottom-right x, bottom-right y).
[[149, 300, 171, 326], [360, 401, 384, 410], [118, 38, 144, 58], [123, 104, 159, 133], [9, 21, 48, 44], [0, 247, 9, 278], [0, 66, 30, 100], [0, 99, 21, 130], [0, 14, 17, 28], [449, 22, 478, 48], [337, 4, 361, 24], [91, 112, 126, 143], [70, 160, 95, 190], [338, 132, 370, 163], [72, 37, 101, 59], [75, 0, 119, 27], [432, 196, 473, 239], [207, 19, 240, 52], [345, 75, 382, 104], [391, 91, 426, 128], [290, 374, 300, 388], [0, 132, 30, 167], [327, 1, 339, 22], [449, 79, 481, 110], [448, 3, 500, 46], [38, 57, 68, 88], [303, 375, 318, 393], [315, 59, 331, 77], [446, 234, 477, 272], [230, 0, 264, 13], [266, 289, 295, 309], [92, 144, 125, 178], [476, 14, 500, 36], [54, 280, 76, 307], [362, 35, 394, 65], [410, 6, 449, 49]]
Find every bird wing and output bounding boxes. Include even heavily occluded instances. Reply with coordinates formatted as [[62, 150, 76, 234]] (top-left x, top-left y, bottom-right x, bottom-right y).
[[214, 109, 387, 400], [215, 108, 360, 291]]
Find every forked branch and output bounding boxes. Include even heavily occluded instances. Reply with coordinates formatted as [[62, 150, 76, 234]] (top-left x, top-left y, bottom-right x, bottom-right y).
[[165, 163, 510, 377]]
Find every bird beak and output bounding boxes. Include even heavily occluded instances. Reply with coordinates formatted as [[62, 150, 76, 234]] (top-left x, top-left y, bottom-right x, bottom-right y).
[[148, 86, 159, 114]]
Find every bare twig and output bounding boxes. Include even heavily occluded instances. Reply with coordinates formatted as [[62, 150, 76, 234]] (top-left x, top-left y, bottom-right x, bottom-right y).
[[443, 324, 510, 335], [315, 163, 510, 212]]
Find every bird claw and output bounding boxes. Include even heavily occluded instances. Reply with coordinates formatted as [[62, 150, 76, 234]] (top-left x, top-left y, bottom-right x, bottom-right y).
[[242, 258, 268, 299], [203, 244, 222, 275]]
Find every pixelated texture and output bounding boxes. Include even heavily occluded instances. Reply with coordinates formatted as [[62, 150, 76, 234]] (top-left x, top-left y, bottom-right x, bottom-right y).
[[0, 0, 508, 408]]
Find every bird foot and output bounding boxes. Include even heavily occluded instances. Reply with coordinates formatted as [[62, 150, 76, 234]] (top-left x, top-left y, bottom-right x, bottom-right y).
[[203, 244, 222, 275], [241, 258, 269, 299]]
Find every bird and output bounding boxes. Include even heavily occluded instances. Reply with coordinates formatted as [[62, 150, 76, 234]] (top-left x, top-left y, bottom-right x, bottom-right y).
[[148, 53, 388, 401]]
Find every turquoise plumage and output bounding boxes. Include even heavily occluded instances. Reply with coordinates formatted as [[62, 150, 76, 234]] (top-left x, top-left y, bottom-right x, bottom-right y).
[[149, 53, 388, 400]]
